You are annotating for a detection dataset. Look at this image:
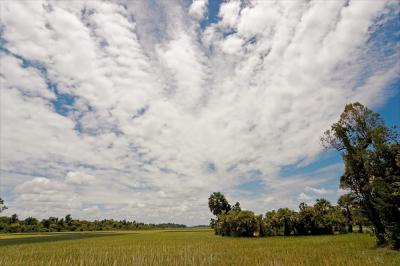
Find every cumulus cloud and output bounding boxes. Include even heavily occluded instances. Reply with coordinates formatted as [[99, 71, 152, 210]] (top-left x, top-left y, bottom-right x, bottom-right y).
[[189, 0, 208, 20], [219, 0, 241, 29], [14, 177, 82, 213], [0, 0, 398, 224]]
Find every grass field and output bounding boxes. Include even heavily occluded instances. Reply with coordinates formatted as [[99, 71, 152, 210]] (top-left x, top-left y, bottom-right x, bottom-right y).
[[0, 229, 399, 266]]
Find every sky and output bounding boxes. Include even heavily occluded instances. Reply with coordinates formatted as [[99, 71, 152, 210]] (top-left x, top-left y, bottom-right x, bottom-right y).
[[0, 0, 399, 225]]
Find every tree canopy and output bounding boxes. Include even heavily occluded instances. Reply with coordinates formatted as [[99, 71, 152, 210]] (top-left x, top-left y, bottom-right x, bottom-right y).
[[208, 192, 231, 216], [322, 102, 400, 249]]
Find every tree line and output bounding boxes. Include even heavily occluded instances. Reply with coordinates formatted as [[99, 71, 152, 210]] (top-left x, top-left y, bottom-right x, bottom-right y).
[[209, 103, 399, 250], [0, 208, 185, 233], [208, 192, 367, 237]]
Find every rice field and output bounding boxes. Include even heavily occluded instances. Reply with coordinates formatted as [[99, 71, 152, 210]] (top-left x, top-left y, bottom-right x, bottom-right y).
[[0, 229, 399, 266]]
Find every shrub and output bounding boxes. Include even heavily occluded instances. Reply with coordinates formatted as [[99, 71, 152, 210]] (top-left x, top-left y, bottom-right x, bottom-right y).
[[214, 210, 258, 237]]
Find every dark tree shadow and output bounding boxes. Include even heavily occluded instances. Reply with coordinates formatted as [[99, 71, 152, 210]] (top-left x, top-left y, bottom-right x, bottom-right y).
[[0, 232, 122, 247]]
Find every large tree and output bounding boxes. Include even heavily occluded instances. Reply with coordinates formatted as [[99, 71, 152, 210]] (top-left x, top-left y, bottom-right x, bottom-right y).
[[208, 192, 231, 216], [322, 102, 400, 248]]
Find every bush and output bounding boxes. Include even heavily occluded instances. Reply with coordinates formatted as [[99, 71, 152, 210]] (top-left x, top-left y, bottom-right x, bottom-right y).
[[214, 210, 258, 237]]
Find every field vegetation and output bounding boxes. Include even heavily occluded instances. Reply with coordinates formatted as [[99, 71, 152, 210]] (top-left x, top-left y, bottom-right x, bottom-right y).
[[1, 229, 399, 266]]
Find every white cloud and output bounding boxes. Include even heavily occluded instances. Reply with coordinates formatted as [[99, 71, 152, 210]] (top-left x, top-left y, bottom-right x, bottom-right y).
[[298, 192, 312, 202], [219, 0, 241, 29], [14, 177, 82, 213], [220, 35, 243, 54], [189, 0, 208, 20], [0, 54, 54, 99], [0, 0, 398, 224], [65, 172, 95, 185], [305, 186, 333, 195]]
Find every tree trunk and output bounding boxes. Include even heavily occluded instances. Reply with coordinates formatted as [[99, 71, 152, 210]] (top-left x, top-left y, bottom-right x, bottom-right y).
[[364, 198, 385, 245], [284, 219, 290, 236], [358, 223, 363, 233], [346, 206, 353, 233], [259, 220, 265, 237]]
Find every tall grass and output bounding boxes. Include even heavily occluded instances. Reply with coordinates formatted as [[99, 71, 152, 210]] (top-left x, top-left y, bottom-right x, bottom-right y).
[[0, 229, 399, 265]]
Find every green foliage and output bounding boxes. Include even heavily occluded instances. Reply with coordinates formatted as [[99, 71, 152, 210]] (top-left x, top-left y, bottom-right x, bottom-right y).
[[208, 192, 231, 216], [0, 214, 186, 233], [208, 192, 257, 237], [231, 202, 241, 212], [208, 193, 354, 238], [337, 193, 355, 232], [262, 200, 349, 237], [276, 208, 297, 236], [322, 102, 400, 249], [264, 210, 280, 236], [214, 210, 258, 237], [264, 208, 297, 236]]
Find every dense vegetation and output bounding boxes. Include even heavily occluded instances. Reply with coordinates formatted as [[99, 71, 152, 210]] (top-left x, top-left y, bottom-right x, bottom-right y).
[[1, 230, 399, 266], [209, 192, 368, 238], [0, 212, 186, 233], [209, 103, 400, 250]]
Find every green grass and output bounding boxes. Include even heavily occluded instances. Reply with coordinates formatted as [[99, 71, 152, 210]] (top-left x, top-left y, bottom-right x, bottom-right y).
[[0, 229, 399, 265]]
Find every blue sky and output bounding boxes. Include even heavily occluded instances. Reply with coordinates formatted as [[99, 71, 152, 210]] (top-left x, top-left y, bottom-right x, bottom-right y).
[[0, 0, 399, 225], [377, 79, 400, 128], [200, 0, 223, 29]]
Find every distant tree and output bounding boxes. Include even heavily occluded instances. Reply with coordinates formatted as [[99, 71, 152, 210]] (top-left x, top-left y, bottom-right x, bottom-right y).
[[0, 214, 186, 233], [10, 214, 18, 224], [0, 197, 7, 213], [264, 210, 280, 236], [57, 218, 65, 231], [257, 214, 266, 237], [352, 204, 369, 233], [313, 199, 335, 234], [215, 210, 258, 237], [41, 219, 51, 230], [337, 193, 356, 233], [24, 217, 38, 225], [276, 208, 296, 236], [65, 214, 72, 225], [322, 102, 400, 248], [296, 200, 338, 235], [232, 202, 241, 212], [208, 193, 261, 237], [296, 202, 315, 235], [208, 192, 231, 216], [23, 217, 40, 232], [328, 206, 346, 233]]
